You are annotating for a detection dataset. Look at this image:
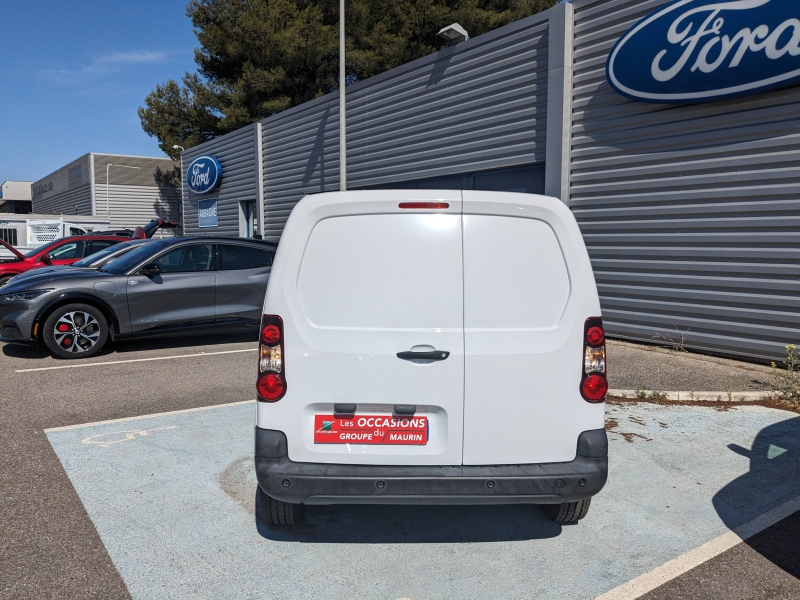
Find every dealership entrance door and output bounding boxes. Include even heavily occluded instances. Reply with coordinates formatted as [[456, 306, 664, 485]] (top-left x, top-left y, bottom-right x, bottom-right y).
[[239, 200, 259, 238]]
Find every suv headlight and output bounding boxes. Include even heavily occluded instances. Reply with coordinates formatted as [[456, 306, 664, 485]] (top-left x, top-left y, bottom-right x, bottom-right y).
[[2, 289, 54, 302]]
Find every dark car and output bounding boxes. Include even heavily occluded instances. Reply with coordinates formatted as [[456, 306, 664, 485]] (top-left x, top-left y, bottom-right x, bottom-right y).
[[0, 237, 276, 358], [0, 235, 132, 286]]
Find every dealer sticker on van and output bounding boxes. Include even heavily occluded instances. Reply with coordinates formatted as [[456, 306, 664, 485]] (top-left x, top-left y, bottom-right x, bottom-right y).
[[314, 414, 428, 445]]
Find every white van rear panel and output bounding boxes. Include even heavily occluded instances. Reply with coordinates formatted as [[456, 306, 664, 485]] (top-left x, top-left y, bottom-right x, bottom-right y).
[[259, 190, 604, 466], [461, 192, 603, 464], [259, 191, 465, 465]]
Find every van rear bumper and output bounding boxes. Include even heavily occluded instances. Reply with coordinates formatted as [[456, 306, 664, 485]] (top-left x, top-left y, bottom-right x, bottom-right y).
[[255, 428, 608, 505]]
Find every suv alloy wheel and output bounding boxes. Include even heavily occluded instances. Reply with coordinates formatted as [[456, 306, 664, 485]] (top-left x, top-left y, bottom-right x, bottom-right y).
[[43, 303, 109, 359]]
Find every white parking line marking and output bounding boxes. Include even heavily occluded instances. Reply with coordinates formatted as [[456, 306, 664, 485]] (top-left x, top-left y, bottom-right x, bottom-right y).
[[595, 494, 800, 600], [44, 400, 254, 433], [15, 348, 257, 373]]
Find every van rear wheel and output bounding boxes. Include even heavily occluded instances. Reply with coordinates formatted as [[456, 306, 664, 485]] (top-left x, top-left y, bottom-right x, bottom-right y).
[[540, 498, 591, 522], [257, 486, 303, 526]]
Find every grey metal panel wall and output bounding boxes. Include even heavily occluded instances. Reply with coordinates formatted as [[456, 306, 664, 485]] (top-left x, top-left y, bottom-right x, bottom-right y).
[[261, 99, 340, 241], [33, 154, 180, 226], [259, 11, 550, 243], [103, 184, 181, 235], [32, 154, 92, 213], [347, 19, 549, 187], [93, 154, 177, 186], [182, 125, 258, 237], [570, 0, 800, 361], [31, 183, 92, 216]]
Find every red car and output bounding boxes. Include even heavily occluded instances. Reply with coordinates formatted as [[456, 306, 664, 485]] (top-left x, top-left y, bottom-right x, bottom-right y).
[[0, 235, 130, 287]]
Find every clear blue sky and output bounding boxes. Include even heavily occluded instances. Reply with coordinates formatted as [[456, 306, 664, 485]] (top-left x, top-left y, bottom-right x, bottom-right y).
[[0, 1, 198, 183]]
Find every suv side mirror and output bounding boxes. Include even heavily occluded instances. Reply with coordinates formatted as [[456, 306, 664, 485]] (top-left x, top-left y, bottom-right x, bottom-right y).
[[38, 253, 52, 265], [140, 263, 161, 277]]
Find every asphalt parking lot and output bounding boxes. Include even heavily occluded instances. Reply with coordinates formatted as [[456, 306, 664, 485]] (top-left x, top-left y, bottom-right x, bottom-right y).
[[2, 336, 799, 599], [0, 333, 259, 599]]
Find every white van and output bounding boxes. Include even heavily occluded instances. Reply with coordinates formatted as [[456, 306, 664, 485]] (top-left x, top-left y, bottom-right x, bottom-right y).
[[255, 190, 608, 526]]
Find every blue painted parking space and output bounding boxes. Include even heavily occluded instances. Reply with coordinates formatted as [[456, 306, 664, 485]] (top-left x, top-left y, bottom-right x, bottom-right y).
[[46, 403, 800, 600]]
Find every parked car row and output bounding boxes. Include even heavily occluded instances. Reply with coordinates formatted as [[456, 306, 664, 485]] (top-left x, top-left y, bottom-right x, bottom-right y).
[[0, 218, 179, 286], [0, 236, 275, 358]]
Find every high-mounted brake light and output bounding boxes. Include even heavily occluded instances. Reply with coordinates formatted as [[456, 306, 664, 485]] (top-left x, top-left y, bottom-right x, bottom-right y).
[[398, 202, 450, 209], [257, 315, 286, 402], [581, 317, 607, 403]]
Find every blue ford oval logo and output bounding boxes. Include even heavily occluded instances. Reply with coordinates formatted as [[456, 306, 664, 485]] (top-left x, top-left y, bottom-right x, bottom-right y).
[[186, 155, 222, 194], [607, 0, 800, 104]]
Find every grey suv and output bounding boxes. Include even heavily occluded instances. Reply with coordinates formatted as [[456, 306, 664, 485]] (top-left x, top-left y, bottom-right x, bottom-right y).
[[0, 237, 275, 358]]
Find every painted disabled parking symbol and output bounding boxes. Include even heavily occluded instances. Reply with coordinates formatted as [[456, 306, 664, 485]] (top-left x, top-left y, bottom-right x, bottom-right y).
[[81, 426, 178, 448]]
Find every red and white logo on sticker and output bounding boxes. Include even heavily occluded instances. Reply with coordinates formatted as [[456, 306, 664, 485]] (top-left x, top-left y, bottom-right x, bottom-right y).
[[314, 414, 428, 445]]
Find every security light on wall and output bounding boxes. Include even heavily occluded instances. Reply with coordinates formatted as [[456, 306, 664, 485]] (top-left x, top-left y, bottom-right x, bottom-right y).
[[437, 23, 469, 45]]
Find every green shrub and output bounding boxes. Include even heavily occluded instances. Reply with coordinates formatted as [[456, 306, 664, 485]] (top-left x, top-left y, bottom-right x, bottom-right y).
[[772, 344, 800, 404]]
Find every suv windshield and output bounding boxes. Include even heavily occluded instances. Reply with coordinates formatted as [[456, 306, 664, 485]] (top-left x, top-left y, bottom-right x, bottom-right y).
[[101, 240, 172, 274], [72, 241, 143, 268]]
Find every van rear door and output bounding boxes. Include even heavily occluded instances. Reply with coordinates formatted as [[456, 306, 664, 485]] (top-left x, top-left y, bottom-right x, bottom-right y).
[[264, 191, 465, 466], [461, 191, 604, 465]]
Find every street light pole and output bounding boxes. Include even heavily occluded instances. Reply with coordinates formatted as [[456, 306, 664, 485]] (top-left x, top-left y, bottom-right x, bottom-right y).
[[106, 164, 141, 222], [339, 0, 346, 191]]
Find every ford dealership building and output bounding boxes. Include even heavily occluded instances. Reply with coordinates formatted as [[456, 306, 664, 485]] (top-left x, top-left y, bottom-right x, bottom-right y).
[[178, 0, 799, 362]]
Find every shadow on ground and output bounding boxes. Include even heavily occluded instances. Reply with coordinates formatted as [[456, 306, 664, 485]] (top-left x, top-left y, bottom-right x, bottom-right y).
[[218, 456, 565, 543], [713, 416, 800, 578], [2, 331, 257, 361], [254, 490, 563, 544]]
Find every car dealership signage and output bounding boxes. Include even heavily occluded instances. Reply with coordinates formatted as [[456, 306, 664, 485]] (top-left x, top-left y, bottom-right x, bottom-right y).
[[607, 0, 800, 103], [186, 155, 222, 194], [198, 197, 218, 227]]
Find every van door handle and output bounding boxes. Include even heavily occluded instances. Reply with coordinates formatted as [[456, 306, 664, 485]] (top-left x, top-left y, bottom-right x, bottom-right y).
[[397, 350, 450, 361]]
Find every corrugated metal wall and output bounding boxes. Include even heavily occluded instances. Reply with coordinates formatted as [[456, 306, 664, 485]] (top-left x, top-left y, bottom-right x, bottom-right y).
[[93, 154, 177, 187], [259, 11, 550, 243], [94, 154, 181, 233], [261, 100, 339, 240], [32, 155, 92, 215], [103, 185, 181, 235], [347, 17, 549, 186], [569, 0, 800, 361], [181, 125, 258, 238], [32, 184, 92, 216]]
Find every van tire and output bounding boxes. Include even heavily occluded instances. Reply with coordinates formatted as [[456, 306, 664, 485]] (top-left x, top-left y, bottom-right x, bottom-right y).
[[257, 486, 303, 526], [540, 498, 591, 522], [43, 303, 109, 359]]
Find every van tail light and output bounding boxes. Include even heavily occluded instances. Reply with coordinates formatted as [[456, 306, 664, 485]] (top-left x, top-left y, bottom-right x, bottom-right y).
[[257, 315, 286, 402], [581, 317, 607, 403]]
